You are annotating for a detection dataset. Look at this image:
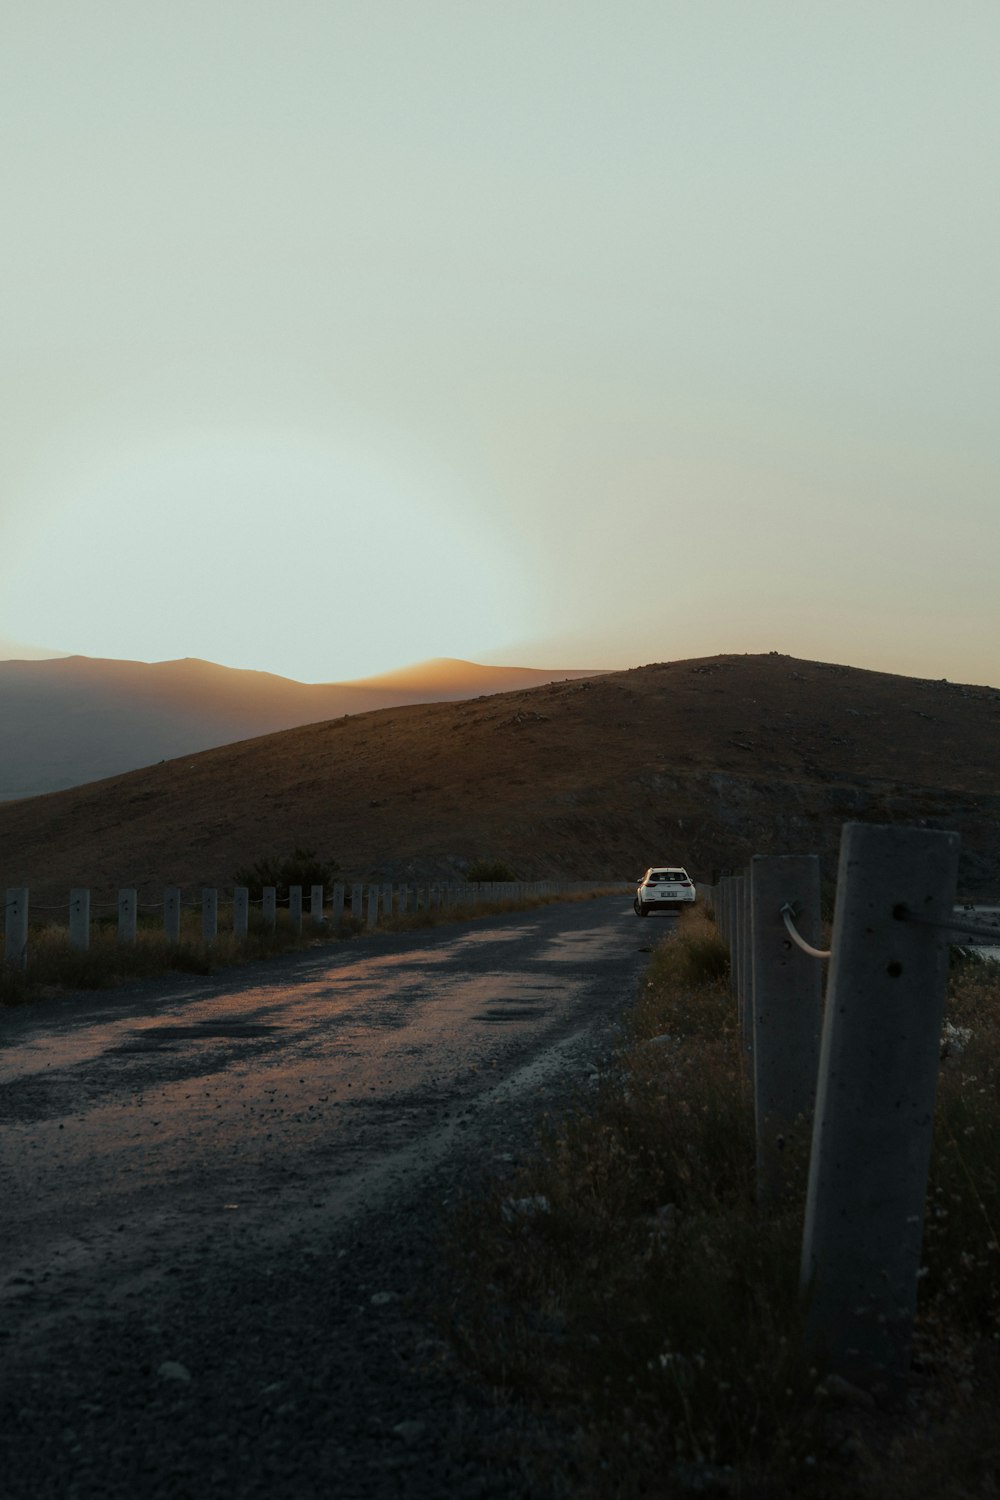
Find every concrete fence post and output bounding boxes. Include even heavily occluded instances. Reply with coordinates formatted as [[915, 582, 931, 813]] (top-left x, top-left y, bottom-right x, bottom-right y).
[[118, 888, 137, 946], [69, 888, 91, 951], [310, 884, 324, 927], [750, 854, 823, 1205], [398, 885, 409, 914], [366, 885, 379, 929], [350, 884, 364, 922], [800, 821, 961, 1391], [263, 886, 277, 930], [331, 882, 345, 924], [4, 888, 29, 970], [165, 887, 182, 944], [289, 885, 303, 932], [233, 886, 249, 940], [381, 883, 393, 918], [202, 887, 218, 943]]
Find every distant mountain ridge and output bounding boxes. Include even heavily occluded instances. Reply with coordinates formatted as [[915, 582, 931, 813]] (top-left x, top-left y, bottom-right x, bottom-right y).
[[0, 654, 603, 801]]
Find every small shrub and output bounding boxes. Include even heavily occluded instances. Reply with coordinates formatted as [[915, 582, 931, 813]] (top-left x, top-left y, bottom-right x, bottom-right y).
[[231, 848, 339, 902], [464, 858, 519, 883]]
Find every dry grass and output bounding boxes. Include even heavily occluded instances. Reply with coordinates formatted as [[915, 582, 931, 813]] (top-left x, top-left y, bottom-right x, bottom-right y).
[[440, 912, 1000, 1498], [0, 888, 623, 1007]]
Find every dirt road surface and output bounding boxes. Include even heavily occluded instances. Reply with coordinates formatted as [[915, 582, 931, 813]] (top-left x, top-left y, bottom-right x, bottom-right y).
[[0, 896, 654, 1499]]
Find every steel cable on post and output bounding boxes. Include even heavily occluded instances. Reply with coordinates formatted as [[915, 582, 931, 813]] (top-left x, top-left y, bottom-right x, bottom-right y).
[[778, 902, 999, 962], [895, 907, 1000, 944]]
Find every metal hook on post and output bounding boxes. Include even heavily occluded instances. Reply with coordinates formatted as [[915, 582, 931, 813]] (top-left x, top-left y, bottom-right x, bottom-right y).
[[779, 902, 832, 960]]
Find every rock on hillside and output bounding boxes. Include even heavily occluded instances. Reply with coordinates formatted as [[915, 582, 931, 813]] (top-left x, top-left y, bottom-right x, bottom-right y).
[[1, 653, 999, 902]]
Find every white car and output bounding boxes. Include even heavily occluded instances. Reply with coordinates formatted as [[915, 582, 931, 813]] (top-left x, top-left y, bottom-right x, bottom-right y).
[[634, 866, 696, 916]]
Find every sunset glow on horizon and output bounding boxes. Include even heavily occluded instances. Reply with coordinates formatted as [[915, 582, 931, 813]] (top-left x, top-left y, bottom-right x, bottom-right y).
[[1, 3, 998, 687]]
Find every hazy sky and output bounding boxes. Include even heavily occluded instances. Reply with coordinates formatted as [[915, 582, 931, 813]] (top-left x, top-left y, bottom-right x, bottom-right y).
[[1, 2, 998, 684]]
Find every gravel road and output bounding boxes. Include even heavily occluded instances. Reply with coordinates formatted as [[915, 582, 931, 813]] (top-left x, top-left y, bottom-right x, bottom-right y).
[[0, 896, 652, 1498]]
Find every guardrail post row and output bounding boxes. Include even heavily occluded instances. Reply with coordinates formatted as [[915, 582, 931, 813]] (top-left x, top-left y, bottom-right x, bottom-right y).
[[366, 885, 379, 929], [750, 854, 823, 1205], [69, 888, 91, 951], [118, 888, 137, 946], [289, 885, 303, 932], [233, 886, 249, 940], [263, 886, 277, 930], [165, 887, 182, 944], [4, 888, 29, 971], [381, 882, 393, 918], [800, 821, 961, 1391], [310, 884, 324, 926], [202, 887, 218, 943], [350, 883, 364, 922]]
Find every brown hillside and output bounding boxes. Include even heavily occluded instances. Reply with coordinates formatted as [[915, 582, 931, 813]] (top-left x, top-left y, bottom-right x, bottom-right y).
[[2, 653, 999, 903], [0, 653, 601, 800]]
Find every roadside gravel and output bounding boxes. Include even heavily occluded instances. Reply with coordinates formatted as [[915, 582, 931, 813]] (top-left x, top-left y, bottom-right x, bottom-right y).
[[0, 998, 626, 1499]]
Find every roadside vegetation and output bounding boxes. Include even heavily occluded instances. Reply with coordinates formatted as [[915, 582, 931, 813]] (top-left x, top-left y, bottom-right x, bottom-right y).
[[0, 880, 624, 1007], [441, 909, 1000, 1499]]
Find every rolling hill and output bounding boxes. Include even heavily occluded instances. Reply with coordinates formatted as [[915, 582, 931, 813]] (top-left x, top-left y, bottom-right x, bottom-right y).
[[1, 652, 998, 904], [0, 654, 600, 801]]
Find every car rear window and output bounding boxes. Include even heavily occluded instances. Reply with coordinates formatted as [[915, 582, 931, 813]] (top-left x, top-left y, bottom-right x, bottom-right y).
[[649, 870, 686, 882]]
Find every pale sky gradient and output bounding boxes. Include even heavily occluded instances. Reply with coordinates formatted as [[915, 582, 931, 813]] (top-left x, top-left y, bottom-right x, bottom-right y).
[[1, 2, 998, 685]]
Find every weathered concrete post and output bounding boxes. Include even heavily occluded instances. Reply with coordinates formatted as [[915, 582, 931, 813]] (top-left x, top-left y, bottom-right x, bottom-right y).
[[118, 888, 138, 946], [69, 888, 91, 951], [202, 887, 218, 943], [381, 883, 393, 918], [164, 887, 182, 944], [288, 885, 303, 932], [4, 888, 29, 970], [751, 855, 823, 1205], [801, 822, 960, 1391], [233, 886, 249, 940], [331, 882, 345, 924], [350, 884, 364, 922], [398, 885, 409, 915], [262, 886, 277, 930], [310, 884, 324, 927], [366, 885, 379, 929]]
